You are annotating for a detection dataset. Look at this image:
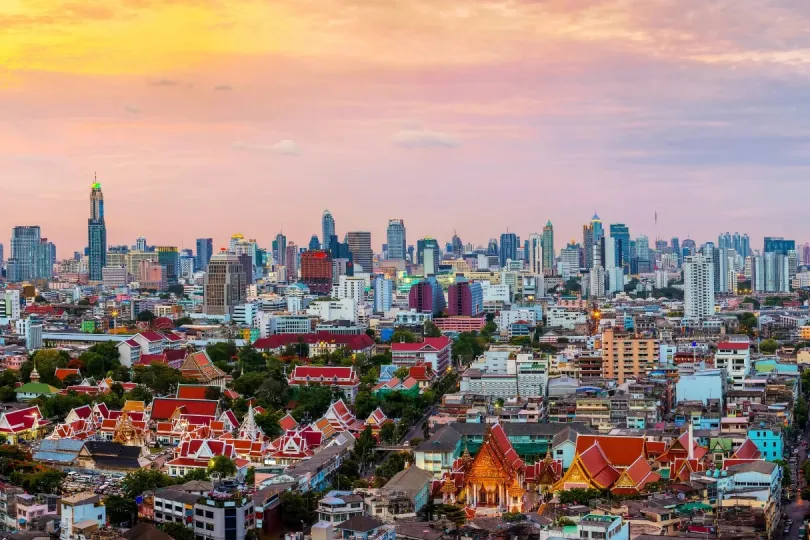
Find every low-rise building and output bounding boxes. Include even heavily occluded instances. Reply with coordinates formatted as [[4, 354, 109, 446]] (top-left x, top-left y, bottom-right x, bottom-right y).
[[60, 493, 105, 540]]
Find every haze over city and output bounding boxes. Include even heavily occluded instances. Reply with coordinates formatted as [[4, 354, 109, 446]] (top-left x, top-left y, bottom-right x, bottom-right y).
[[4, 0, 810, 253]]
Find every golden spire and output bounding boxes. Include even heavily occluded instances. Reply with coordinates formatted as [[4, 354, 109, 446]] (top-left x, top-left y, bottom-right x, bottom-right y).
[[441, 476, 456, 494]]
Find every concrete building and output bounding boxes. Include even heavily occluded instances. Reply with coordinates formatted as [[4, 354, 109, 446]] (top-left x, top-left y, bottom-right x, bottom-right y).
[[300, 250, 333, 295], [447, 279, 483, 317], [589, 266, 606, 298], [346, 231, 373, 273], [203, 252, 246, 316], [102, 266, 128, 289], [684, 254, 715, 320], [601, 327, 659, 384], [373, 277, 392, 313], [386, 219, 406, 260], [60, 493, 105, 540], [196, 238, 213, 271], [675, 370, 725, 406], [714, 342, 751, 390]]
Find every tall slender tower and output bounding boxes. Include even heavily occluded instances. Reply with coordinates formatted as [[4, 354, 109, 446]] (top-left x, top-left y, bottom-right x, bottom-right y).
[[88, 179, 107, 281], [542, 220, 555, 275], [322, 210, 335, 253], [386, 219, 407, 260]]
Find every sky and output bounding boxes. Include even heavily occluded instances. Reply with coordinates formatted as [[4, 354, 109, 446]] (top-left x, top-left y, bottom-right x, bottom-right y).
[[3, 0, 810, 257]]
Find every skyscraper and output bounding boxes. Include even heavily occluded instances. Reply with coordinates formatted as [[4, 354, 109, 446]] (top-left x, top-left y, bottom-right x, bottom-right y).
[[300, 250, 333, 294], [322, 210, 335, 253], [542, 220, 555, 275], [157, 246, 179, 285], [684, 254, 715, 320], [583, 223, 594, 270], [88, 181, 107, 281], [285, 243, 298, 278], [417, 238, 441, 276], [386, 219, 407, 260], [528, 233, 543, 275], [609, 223, 630, 272], [309, 235, 321, 251], [8, 226, 53, 282], [451, 233, 464, 257], [136, 236, 147, 252], [448, 279, 484, 317], [196, 238, 213, 271], [203, 252, 246, 315], [499, 232, 518, 267], [373, 276, 393, 313], [275, 233, 287, 266], [764, 237, 795, 255], [0, 243, 4, 267], [346, 231, 373, 273]]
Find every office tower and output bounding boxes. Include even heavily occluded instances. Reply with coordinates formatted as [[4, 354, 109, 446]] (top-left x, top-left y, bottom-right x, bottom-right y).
[[156, 246, 179, 285], [237, 254, 254, 284], [448, 279, 483, 317], [322, 210, 335, 252], [764, 237, 795, 255], [542, 220, 555, 274], [195, 238, 213, 271], [681, 238, 696, 257], [275, 233, 287, 265], [589, 266, 606, 298], [559, 243, 580, 277], [609, 223, 630, 271], [386, 219, 407, 260], [604, 237, 623, 294], [451, 233, 464, 257], [590, 214, 604, 244], [486, 239, 499, 257], [407, 245, 415, 263], [8, 226, 53, 282], [635, 235, 651, 273], [179, 255, 194, 280], [583, 223, 594, 270], [346, 231, 372, 273], [300, 250, 333, 294], [88, 181, 107, 281], [229, 234, 244, 253], [499, 232, 518, 267], [803, 243, 810, 266], [136, 236, 147, 252], [285, 243, 298, 278], [684, 254, 715, 320], [417, 238, 441, 276], [764, 252, 790, 292], [528, 233, 543, 275], [671, 237, 680, 266], [789, 250, 799, 278], [373, 276, 393, 313], [203, 252, 246, 315], [309, 235, 321, 251]]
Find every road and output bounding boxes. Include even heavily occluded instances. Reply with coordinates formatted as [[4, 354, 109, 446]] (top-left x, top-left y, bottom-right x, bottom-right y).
[[781, 427, 808, 540]]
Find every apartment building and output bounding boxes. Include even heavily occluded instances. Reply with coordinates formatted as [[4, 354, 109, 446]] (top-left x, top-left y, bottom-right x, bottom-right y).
[[601, 327, 659, 384]]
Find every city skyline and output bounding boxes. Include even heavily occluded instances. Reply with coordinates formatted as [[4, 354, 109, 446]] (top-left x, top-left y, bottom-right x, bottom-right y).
[[4, 2, 810, 253]]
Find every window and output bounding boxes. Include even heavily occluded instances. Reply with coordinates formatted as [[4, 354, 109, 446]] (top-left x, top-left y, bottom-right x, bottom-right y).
[[196, 509, 203, 516], [155, 501, 163, 508], [195, 521, 204, 529], [205, 511, 214, 519], [155, 512, 163, 519], [205, 523, 214, 531]]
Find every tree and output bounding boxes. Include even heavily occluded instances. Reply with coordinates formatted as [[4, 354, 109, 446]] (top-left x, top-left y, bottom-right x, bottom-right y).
[[245, 467, 255, 487], [175, 317, 194, 328], [279, 491, 319, 528], [205, 387, 222, 401], [437, 504, 467, 528], [161, 523, 195, 540], [292, 386, 334, 421], [391, 328, 417, 343], [380, 423, 397, 444], [124, 386, 154, 404], [206, 341, 238, 364], [743, 297, 761, 309], [105, 495, 137, 526], [255, 411, 283, 437], [557, 488, 604, 505], [132, 364, 187, 395], [122, 469, 176, 499], [167, 284, 185, 297], [208, 456, 237, 478], [136, 310, 156, 323], [760, 338, 779, 355], [423, 420, 430, 441], [183, 468, 209, 481], [393, 366, 410, 380], [775, 460, 792, 488], [424, 321, 442, 338], [796, 396, 808, 428], [237, 344, 267, 373], [23, 349, 69, 385]]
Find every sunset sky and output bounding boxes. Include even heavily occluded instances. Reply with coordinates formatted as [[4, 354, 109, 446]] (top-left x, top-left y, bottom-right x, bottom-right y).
[[3, 0, 810, 256]]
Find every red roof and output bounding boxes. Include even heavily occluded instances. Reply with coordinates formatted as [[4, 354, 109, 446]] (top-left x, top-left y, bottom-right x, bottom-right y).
[[489, 423, 524, 471], [163, 331, 182, 342], [176, 385, 217, 400], [137, 353, 167, 366], [575, 435, 647, 468], [278, 414, 298, 432], [732, 438, 761, 460], [408, 365, 434, 381], [138, 331, 166, 343], [254, 332, 374, 351], [54, 368, 80, 381], [717, 342, 750, 351], [150, 398, 218, 420], [291, 366, 357, 380], [0, 406, 46, 433], [153, 318, 174, 330], [124, 339, 140, 348], [165, 349, 188, 361], [579, 443, 620, 489], [391, 336, 452, 352]]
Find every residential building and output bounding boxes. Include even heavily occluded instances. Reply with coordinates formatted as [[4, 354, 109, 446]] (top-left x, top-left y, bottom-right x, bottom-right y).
[[747, 427, 783, 462], [528, 233, 543, 275], [203, 252, 246, 316], [102, 266, 128, 289], [316, 491, 365, 525], [416, 238, 440, 276], [684, 254, 715, 320], [408, 278, 446, 316], [301, 250, 333, 294], [60, 493, 105, 540], [192, 492, 255, 540], [601, 327, 659, 384], [157, 246, 179, 285], [373, 277, 392, 313], [542, 221, 555, 274], [714, 342, 751, 389], [447, 279, 483, 317], [379, 466, 433, 518], [392, 336, 452, 374], [764, 236, 795, 255], [8, 226, 54, 282], [386, 219, 406, 260], [413, 425, 462, 477], [87, 181, 107, 282]]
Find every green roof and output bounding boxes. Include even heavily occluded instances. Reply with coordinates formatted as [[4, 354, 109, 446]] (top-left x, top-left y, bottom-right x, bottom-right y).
[[15, 382, 59, 394], [709, 438, 733, 452], [92, 182, 101, 190]]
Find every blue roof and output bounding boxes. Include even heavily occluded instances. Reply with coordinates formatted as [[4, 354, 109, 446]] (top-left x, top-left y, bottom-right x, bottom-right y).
[[379, 364, 398, 382], [32, 451, 79, 463], [38, 439, 85, 452]]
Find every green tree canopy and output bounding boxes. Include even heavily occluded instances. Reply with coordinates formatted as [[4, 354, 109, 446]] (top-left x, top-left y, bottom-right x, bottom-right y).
[[122, 469, 177, 499], [132, 364, 188, 395], [424, 321, 442, 338], [105, 495, 137, 526], [760, 338, 779, 354], [136, 310, 156, 323], [391, 328, 417, 343], [208, 456, 237, 478], [161, 523, 195, 540]]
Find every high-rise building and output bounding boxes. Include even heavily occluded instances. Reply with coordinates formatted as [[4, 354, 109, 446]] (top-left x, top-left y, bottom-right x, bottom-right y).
[[275, 233, 287, 266], [764, 252, 790, 292], [309, 235, 321, 251], [157, 246, 179, 285], [373, 276, 393, 313], [684, 254, 715, 320], [718, 232, 732, 250], [285, 243, 298, 278], [229, 234, 244, 253], [589, 266, 606, 298], [136, 236, 147, 252], [451, 233, 464, 257], [408, 277, 446, 315], [301, 250, 333, 294], [346, 231, 372, 273], [803, 243, 810, 266], [486, 239, 499, 257], [764, 237, 795, 255], [671, 237, 680, 267], [499, 232, 518, 267], [590, 214, 604, 244], [8, 226, 53, 282], [322, 210, 335, 253], [448, 279, 484, 317], [386, 219, 407, 260], [88, 181, 107, 281], [196, 238, 213, 272], [0, 242, 4, 267], [609, 223, 630, 271], [203, 252, 246, 315], [528, 233, 543, 275], [417, 238, 441, 276], [179, 256, 194, 280], [542, 220, 555, 274], [583, 223, 594, 270]]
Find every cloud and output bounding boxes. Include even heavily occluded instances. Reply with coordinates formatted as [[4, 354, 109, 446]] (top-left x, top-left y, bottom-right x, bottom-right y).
[[149, 78, 181, 86], [214, 84, 233, 91], [391, 128, 459, 148], [124, 105, 140, 114], [231, 140, 300, 155]]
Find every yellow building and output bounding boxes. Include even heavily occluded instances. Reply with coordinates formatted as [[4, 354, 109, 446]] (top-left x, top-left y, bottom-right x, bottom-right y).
[[800, 326, 810, 340], [600, 327, 659, 384]]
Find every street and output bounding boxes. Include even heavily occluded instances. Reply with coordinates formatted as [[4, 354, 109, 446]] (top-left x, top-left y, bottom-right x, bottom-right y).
[[781, 427, 808, 540]]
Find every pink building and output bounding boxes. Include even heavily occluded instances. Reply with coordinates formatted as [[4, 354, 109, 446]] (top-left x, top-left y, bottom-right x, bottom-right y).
[[137, 261, 166, 291], [434, 317, 486, 333], [2, 355, 28, 370]]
